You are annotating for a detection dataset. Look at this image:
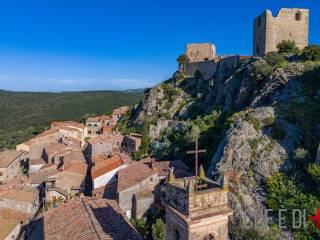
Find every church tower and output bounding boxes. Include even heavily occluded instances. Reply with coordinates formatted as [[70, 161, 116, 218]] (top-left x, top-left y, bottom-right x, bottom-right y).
[[163, 167, 233, 240]]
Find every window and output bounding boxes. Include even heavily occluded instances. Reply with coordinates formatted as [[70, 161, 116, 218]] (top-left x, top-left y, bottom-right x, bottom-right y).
[[296, 12, 302, 21], [94, 124, 98, 127], [0, 172, 2, 176], [88, 130, 92, 134], [203, 234, 215, 240]]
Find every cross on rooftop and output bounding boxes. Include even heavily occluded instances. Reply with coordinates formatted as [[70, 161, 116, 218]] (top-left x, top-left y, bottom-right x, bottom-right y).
[[187, 139, 206, 178]]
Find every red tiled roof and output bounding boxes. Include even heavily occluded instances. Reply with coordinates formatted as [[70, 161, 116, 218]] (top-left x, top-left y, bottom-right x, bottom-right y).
[[117, 158, 158, 192], [112, 106, 129, 115], [91, 153, 132, 179], [134, 190, 154, 200], [64, 162, 88, 176], [43, 198, 142, 240]]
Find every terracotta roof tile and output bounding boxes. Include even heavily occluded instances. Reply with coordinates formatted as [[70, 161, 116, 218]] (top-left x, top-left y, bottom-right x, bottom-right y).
[[0, 208, 32, 240], [0, 149, 25, 168], [43, 198, 141, 240], [134, 190, 154, 200], [117, 158, 158, 192], [91, 153, 132, 179]]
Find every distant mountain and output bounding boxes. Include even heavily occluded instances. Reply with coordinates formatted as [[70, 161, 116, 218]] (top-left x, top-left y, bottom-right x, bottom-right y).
[[0, 90, 143, 150]]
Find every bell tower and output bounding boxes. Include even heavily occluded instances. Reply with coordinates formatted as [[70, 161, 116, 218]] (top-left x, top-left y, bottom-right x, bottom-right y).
[[163, 166, 233, 240]]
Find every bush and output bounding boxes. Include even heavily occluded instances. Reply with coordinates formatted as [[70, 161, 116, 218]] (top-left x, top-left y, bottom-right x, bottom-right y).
[[277, 40, 299, 54], [301, 45, 320, 61], [251, 60, 273, 81], [265, 53, 287, 67], [177, 54, 189, 65], [152, 219, 166, 240]]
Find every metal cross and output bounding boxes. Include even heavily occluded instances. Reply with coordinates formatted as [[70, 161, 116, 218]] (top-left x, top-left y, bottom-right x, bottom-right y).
[[187, 139, 206, 177]]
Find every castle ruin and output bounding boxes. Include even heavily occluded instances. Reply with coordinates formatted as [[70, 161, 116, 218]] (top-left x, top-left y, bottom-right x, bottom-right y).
[[163, 167, 233, 240], [253, 8, 309, 56], [186, 43, 216, 63]]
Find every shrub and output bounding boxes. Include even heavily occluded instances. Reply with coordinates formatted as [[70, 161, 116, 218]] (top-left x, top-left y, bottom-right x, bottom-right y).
[[277, 40, 299, 54], [301, 45, 320, 61], [251, 60, 273, 81], [177, 54, 189, 65], [265, 53, 287, 67], [307, 164, 320, 184], [152, 219, 166, 240]]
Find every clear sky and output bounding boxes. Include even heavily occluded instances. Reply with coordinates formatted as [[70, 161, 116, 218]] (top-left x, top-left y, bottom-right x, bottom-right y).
[[0, 0, 319, 92]]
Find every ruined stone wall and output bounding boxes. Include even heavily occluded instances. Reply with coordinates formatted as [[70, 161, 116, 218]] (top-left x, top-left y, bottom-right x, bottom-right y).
[[186, 43, 216, 63], [180, 55, 240, 80], [254, 8, 309, 56]]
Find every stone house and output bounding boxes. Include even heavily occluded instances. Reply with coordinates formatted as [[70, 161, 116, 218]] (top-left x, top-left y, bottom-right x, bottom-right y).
[[86, 117, 103, 136], [123, 133, 142, 153], [0, 208, 32, 240], [0, 187, 39, 215], [86, 133, 124, 157], [112, 106, 129, 123], [253, 8, 309, 56], [0, 150, 27, 185], [51, 121, 88, 148], [117, 158, 191, 219], [91, 153, 132, 189], [133, 190, 154, 219]]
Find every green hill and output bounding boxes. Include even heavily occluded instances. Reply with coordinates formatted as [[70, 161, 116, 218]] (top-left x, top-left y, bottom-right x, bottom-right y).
[[0, 90, 143, 150]]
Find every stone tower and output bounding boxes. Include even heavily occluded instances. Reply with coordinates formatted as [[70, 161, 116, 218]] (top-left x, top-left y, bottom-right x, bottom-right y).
[[163, 168, 233, 240], [253, 8, 309, 56], [186, 43, 216, 63]]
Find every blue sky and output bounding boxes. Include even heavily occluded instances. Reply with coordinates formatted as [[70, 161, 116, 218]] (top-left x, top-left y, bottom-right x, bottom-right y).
[[0, 0, 319, 92]]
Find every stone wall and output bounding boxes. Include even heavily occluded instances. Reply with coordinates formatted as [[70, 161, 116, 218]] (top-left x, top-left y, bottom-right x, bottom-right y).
[[133, 196, 154, 219], [118, 173, 159, 218], [0, 198, 38, 215], [180, 56, 240, 81], [254, 8, 309, 56]]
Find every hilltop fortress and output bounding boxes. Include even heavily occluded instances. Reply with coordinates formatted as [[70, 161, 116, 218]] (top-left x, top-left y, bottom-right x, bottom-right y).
[[253, 8, 309, 56], [179, 8, 310, 80]]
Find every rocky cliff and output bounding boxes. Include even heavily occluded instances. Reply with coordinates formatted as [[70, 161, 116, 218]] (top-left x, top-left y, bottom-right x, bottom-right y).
[[126, 53, 320, 239]]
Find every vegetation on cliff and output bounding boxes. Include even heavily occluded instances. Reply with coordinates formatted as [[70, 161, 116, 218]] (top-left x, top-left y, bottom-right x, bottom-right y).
[[120, 43, 320, 239]]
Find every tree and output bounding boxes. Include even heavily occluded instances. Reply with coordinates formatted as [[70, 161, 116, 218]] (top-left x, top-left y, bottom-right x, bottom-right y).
[[277, 40, 299, 54], [177, 54, 189, 65], [152, 219, 166, 240], [301, 45, 320, 61]]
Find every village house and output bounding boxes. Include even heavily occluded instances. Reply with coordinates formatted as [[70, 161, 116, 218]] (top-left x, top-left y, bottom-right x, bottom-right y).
[[50, 121, 88, 147], [0, 207, 33, 240], [86, 116, 103, 136], [45, 162, 88, 202], [112, 106, 129, 123], [0, 150, 27, 185], [0, 187, 40, 215], [117, 158, 191, 219], [91, 153, 132, 189], [86, 132, 124, 157], [38, 197, 141, 240], [123, 133, 142, 153]]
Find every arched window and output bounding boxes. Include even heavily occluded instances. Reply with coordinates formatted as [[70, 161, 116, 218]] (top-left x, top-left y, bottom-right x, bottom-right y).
[[203, 234, 215, 240], [296, 12, 302, 21]]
